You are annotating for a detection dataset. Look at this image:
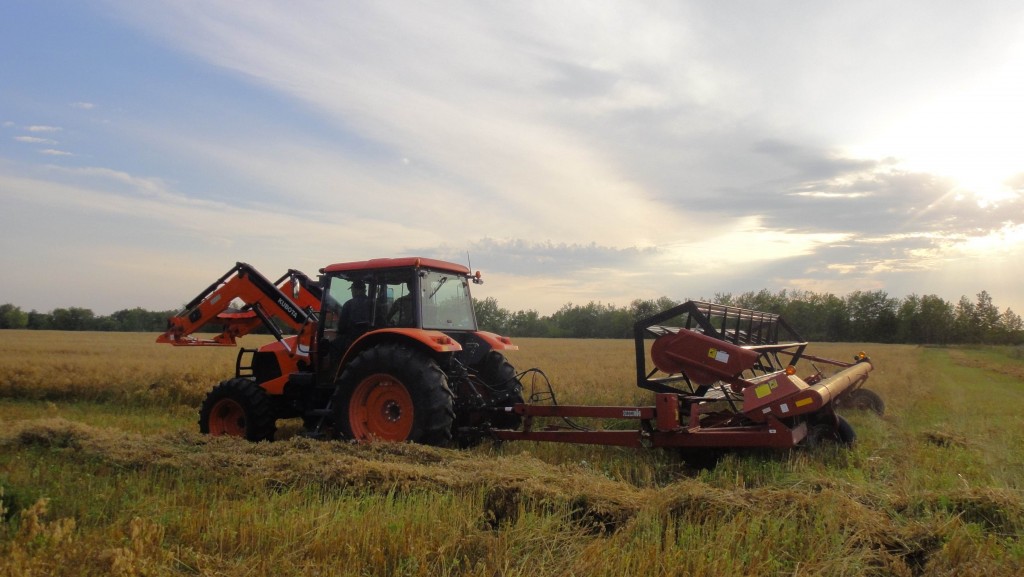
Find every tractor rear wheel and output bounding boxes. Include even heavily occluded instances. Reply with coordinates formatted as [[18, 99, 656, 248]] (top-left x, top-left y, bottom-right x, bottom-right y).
[[451, 352, 525, 447], [198, 378, 276, 441], [477, 351, 524, 430], [335, 343, 455, 446]]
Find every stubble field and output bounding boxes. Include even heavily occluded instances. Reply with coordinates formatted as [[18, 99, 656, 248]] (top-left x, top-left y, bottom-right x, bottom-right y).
[[1, 331, 1022, 576]]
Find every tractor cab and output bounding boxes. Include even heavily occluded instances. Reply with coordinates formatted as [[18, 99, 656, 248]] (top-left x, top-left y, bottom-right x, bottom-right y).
[[316, 257, 498, 380], [320, 259, 477, 332]]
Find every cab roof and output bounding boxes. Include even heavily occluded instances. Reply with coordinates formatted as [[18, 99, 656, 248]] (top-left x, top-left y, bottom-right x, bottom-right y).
[[321, 257, 470, 275]]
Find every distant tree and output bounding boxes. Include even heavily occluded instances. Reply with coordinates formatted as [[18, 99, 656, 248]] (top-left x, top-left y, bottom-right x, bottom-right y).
[[26, 310, 51, 330], [846, 290, 899, 342], [782, 291, 844, 341], [999, 308, 1022, 332], [953, 296, 980, 343], [628, 298, 660, 323], [996, 308, 1023, 344], [712, 292, 735, 306], [508, 309, 547, 337], [49, 307, 96, 331], [549, 301, 624, 338], [734, 289, 788, 315], [473, 297, 511, 334], [974, 290, 1001, 339], [817, 294, 850, 342], [0, 304, 28, 329], [895, 294, 922, 343], [655, 297, 681, 318], [627, 297, 685, 330], [550, 302, 588, 338], [601, 305, 633, 339], [917, 294, 954, 345], [108, 307, 171, 332]]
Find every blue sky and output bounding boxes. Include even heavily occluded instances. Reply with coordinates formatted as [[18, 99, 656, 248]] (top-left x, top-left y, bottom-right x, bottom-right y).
[[2, 1, 1024, 317]]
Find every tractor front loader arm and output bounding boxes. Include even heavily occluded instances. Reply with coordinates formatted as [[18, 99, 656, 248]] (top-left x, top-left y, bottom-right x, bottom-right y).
[[198, 269, 324, 342], [157, 262, 318, 348]]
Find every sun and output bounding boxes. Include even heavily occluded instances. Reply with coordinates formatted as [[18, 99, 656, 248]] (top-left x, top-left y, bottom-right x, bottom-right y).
[[851, 53, 1024, 209]]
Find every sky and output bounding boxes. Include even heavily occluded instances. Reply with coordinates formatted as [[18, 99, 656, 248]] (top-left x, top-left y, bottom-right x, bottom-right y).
[[2, 1, 1024, 317]]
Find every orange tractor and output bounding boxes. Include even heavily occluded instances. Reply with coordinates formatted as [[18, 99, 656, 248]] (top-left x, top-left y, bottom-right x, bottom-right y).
[[158, 258, 523, 445], [159, 257, 878, 457]]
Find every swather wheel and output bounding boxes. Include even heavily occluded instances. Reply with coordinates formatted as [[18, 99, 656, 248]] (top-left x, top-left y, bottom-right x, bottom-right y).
[[836, 415, 856, 444], [805, 414, 856, 447], [198, 378, 276, 441], [335, 343, 455, 446], [836, 388, 885, 416], [678, 448, 722, 470]]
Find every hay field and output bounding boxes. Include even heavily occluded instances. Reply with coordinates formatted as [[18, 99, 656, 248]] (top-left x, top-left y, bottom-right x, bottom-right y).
[[1, 331, 1022, 576]]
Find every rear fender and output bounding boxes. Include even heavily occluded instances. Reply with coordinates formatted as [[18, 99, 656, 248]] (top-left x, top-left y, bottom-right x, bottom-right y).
[[359, 328, 464, 353], [335, 328, 464, 380], [472, 331, 518, 351]]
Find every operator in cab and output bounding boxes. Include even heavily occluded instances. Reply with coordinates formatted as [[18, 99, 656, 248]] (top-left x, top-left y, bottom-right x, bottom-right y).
[[339, 280, 371, 332]]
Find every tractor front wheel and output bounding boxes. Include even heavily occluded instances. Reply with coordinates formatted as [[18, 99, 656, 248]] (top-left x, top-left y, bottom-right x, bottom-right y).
[[198, 378, 277, 441], [335, 343, 455, 446]]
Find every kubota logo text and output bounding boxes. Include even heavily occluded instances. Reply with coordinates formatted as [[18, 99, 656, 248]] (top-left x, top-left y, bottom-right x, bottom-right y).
[[277, 297, 300, 320]]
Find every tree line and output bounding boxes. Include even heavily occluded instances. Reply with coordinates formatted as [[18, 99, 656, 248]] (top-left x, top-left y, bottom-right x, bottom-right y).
[[1, 288, 1021, 344], [0, 305, 175, 332], [473, 289, 1024, 345]]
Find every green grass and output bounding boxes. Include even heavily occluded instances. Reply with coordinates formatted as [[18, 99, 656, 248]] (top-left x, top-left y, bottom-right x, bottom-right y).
[[0, 399, 196, 435], [1, 335, 1023, 576]]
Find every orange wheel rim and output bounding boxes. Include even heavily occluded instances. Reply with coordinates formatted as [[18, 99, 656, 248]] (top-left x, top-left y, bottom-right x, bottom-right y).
[[348, 373, 414, 441], [209, 398, 247, 436]]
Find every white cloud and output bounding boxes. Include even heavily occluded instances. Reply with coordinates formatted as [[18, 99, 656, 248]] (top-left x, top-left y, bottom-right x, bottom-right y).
[[3, 1, 1022, 315], [14, 136, 57, 144], [102, 2, 719, 248], [39, 149, 73, 156]]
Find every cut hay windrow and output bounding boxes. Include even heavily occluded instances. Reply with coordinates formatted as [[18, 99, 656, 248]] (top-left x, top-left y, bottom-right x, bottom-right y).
[[5, 417, 1021, 576]]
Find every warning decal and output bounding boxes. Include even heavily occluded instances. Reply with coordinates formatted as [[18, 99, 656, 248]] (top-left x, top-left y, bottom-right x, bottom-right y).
[[708, 348, 730, 364]]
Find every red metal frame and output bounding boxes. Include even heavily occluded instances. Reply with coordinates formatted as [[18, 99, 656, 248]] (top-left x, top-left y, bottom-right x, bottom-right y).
[[493, 300, 874, 451], [492, 392, 811, 449]]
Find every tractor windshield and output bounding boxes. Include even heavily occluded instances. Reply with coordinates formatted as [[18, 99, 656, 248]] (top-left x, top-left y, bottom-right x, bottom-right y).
[[420, 270, 476, 331]]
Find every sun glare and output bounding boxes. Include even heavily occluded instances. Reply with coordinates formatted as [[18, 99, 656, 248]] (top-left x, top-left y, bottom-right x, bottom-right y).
[[958, 222, 1024, 256], [852, 48, 1024, 209]]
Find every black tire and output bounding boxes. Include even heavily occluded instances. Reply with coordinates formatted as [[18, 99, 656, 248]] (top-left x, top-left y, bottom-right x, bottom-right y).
[[836, 415, 856, 444], [836, 388, 885, 416], [198, 378, 277, 441], [678, 448, 722, 470], [805, 414, 856, 447], [477, 352, 525, 430], [334, 343, 455, 446]]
